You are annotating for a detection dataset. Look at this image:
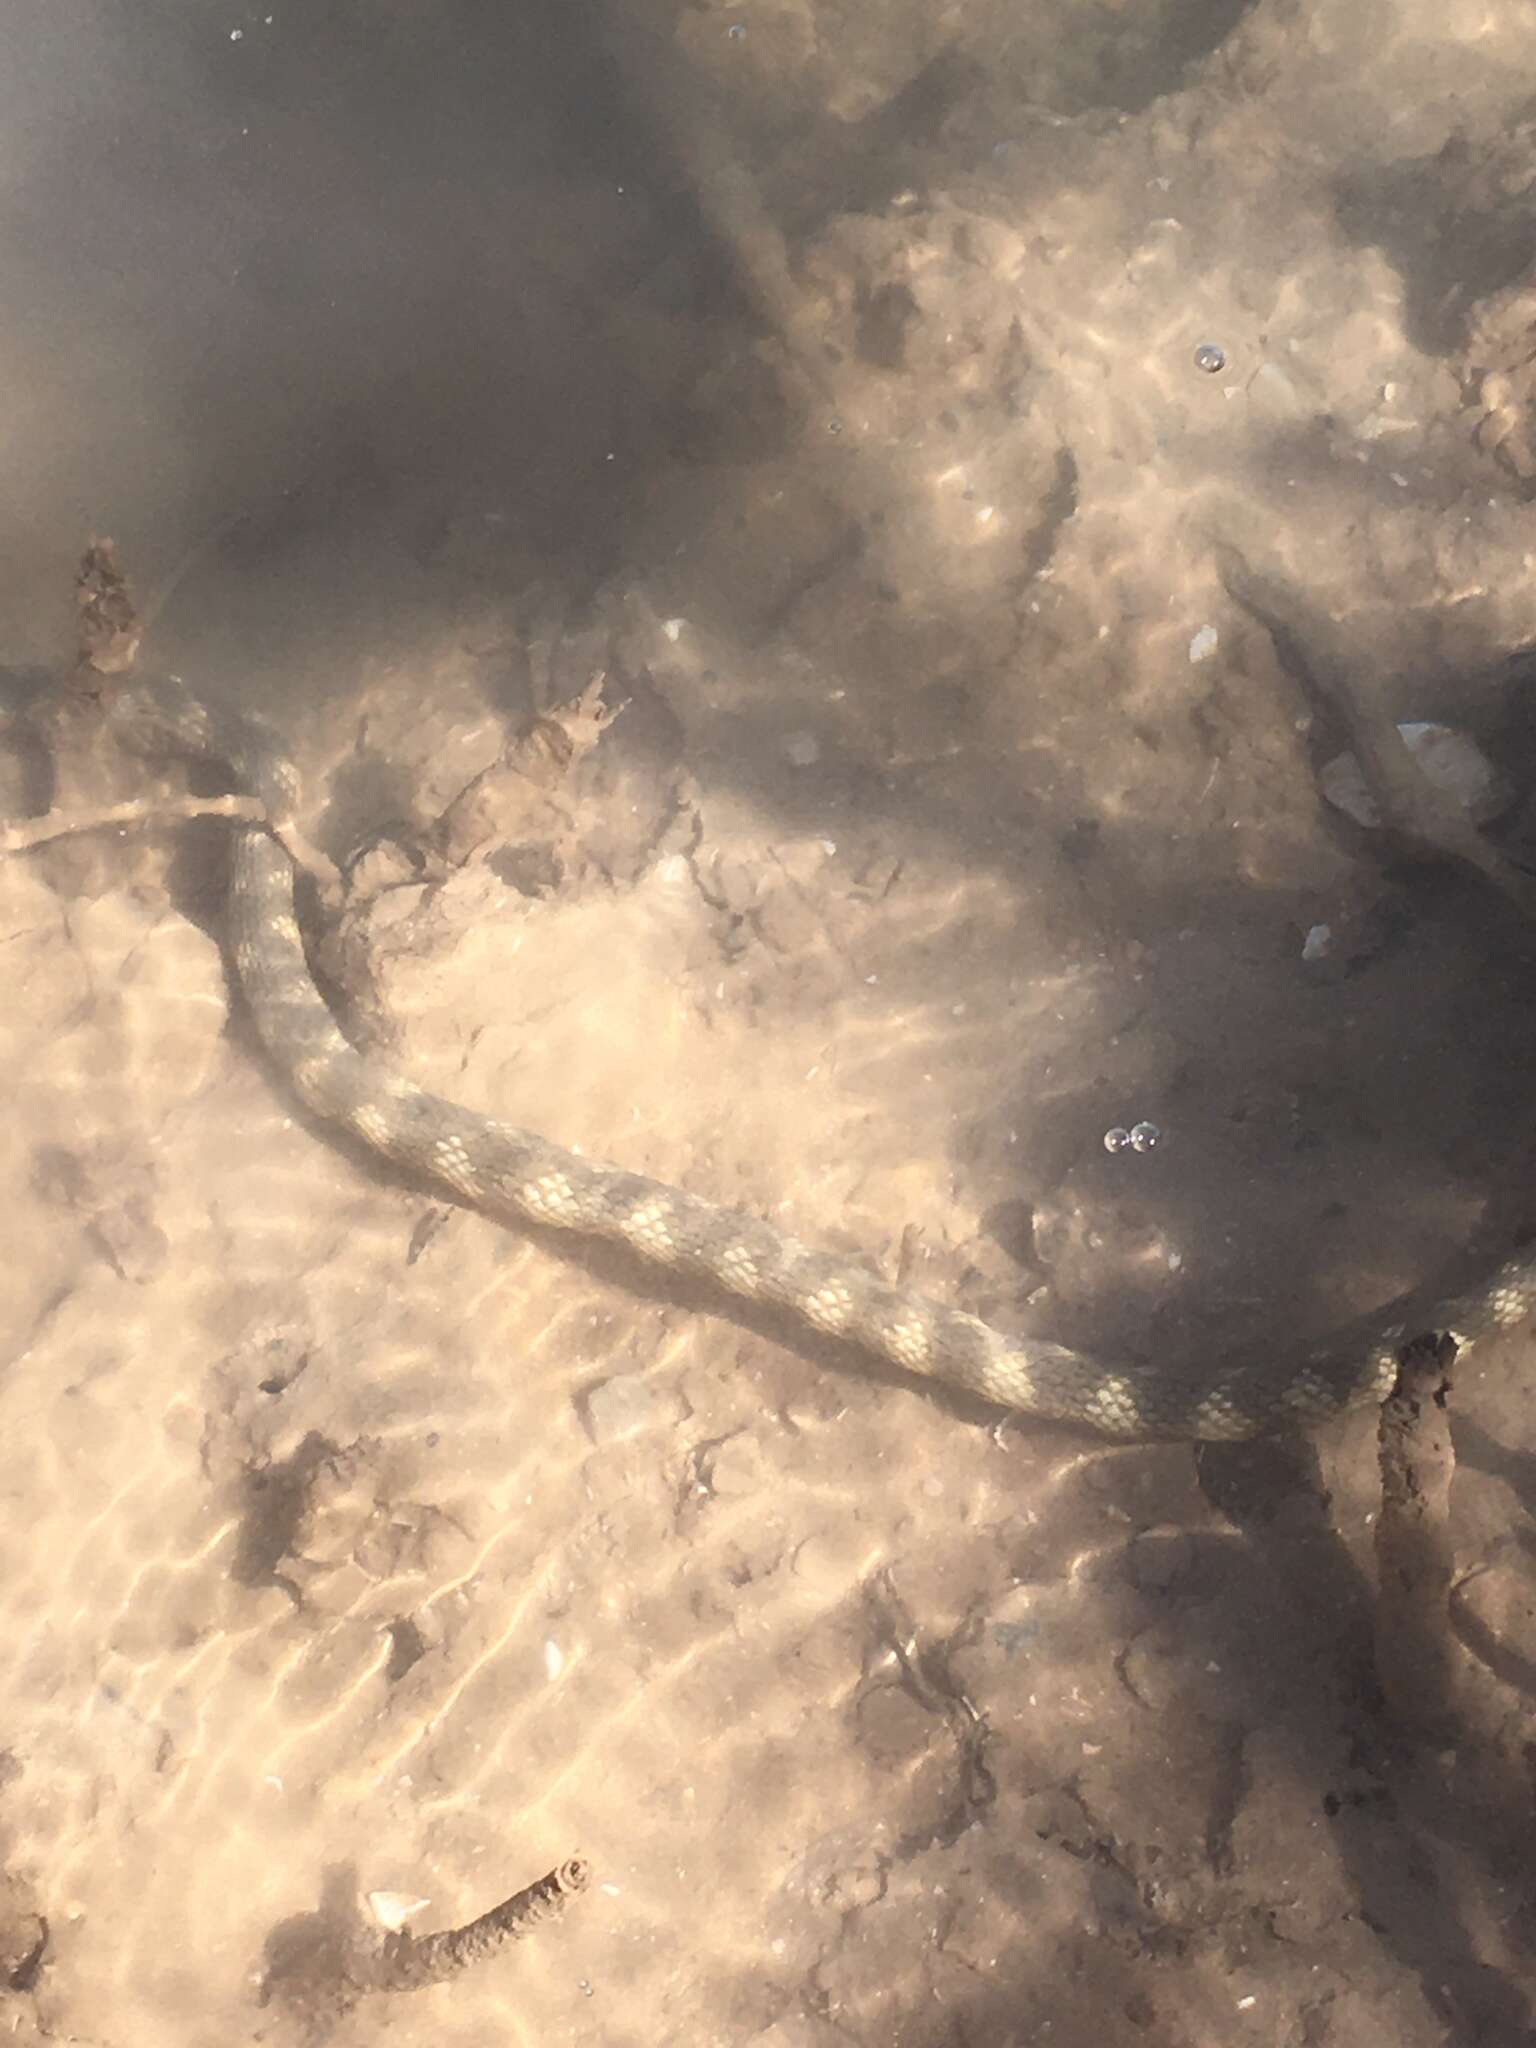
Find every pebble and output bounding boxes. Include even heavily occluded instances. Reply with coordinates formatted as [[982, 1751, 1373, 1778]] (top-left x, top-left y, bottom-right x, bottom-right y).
[[1188, 624, 1219, 663], [1319, 722, 1509, 829], [577, 1373, 690, 1444], [702, 1431, 767, 1498]]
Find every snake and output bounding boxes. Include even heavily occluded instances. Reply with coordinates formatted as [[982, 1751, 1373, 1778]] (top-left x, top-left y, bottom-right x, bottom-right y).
[[96, 667, 1536, 1442]]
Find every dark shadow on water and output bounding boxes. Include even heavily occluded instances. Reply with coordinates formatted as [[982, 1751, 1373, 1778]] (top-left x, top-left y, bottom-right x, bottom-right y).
[[1333, 125, 1536, 357]]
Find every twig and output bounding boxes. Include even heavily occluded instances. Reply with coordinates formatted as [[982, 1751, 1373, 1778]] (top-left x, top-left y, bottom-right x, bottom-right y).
[[259, 1855, 592, 2038], [374, 1857, 591, 1993], [0, 790, 268, 855]]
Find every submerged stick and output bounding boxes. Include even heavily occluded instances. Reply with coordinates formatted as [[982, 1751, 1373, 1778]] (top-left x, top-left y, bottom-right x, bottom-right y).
[[259, 1855, 593, 2036], [374, 1857, 592, 1993], [0, 789, 267, 854], [10, 537, 348, 902]]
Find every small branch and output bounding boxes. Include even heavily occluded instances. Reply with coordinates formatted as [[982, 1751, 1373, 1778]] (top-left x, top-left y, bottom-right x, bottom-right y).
[[0, 790, 267, 855], [374, 1857, 591, 1993]]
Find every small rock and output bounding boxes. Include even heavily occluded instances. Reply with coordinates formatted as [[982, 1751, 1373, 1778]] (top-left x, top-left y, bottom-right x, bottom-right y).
[[701, 1431, 768, 1498], [1188, 625, 1219, 664], [817, 1865, 885, 1913], [1397, 721, 1507, 819], [1320, 722, 1509, 829], [577, 1373, 691, 1444]]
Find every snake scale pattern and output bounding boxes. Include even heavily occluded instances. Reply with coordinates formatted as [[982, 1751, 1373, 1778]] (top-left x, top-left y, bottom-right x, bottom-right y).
[[105, 670, 1536, 1441]]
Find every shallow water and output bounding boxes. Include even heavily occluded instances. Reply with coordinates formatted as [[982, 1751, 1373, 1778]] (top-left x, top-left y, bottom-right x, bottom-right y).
[[4, 3, 1536, 2043]]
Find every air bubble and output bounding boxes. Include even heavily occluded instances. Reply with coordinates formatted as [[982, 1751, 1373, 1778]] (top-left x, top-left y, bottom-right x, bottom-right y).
[[1105, 1122, 1162, 1155], [1193, 342, 1226, 374]]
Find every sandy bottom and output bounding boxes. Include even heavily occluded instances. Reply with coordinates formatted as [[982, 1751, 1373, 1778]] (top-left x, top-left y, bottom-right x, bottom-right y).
[[4, 2, 1536, 2043]]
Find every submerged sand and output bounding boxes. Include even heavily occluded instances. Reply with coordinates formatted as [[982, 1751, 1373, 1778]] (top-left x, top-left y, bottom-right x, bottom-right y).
[[3, 2, 1536, 2043]]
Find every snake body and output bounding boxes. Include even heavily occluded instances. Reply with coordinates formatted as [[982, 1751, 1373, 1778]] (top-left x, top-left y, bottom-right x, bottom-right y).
[[105, 671, 1536, 1441]]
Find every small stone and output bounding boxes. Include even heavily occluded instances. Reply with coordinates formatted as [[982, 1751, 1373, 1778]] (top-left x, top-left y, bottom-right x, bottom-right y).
[[1302, 923, 1332, 961], [1188, 624, 1219, 663], [819, 1865, 885, 1913], [577, 1373, 691, 1444], [702, 1432, 767, 1498], [1397, 720, 1508, 820], [1320, 722, 1509, 829]]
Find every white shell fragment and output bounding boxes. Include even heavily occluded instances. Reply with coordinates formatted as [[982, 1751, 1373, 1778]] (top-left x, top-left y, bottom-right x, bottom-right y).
[[1188, 624, 1219, 663], [1319, 722, 1509, 830], [367, 1891, 432, 1932]]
